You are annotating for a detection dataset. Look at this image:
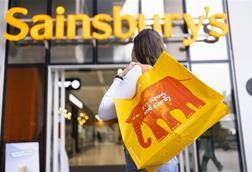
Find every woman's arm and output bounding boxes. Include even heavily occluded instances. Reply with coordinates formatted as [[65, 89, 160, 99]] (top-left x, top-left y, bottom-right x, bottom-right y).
[[98, 78, 122, 120], [98, 65, 142, 120]]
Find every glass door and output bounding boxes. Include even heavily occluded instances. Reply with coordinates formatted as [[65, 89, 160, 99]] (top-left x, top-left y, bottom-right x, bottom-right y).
[[46, 66, 127, 172]]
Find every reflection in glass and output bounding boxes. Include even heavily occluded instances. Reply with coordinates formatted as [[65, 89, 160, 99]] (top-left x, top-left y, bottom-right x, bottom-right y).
[[50, 43, 93, 63], [6, 1, 47, 47], [141, 2, 183, 53], [7, 0, 47, 64], [186, 0, 224, 17], [97, 0, 138, 16], [8, 42, 45, 64], [97, 0, 139, 40], [164, 0, 184, 13], [52, 0, 93, 16], [192, 63, 241, 172], [166, 42, 187, 61], [141, 0, 164, 18], [98, 43, 133, 63], [9, 0, 47, 18], [186, 0, 228, 61], [50, 0, 94, 64], [189, 38, 229, 61]]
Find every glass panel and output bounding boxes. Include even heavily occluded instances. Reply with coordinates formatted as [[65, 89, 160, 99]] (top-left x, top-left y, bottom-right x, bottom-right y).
[[50, 0, 93, 64], [64, 69, 125, 167], [50, 43, 93, 63], [164, 0, 184, 13], [97, 0, 139, 40], [52, 0, 93, 16], [189, 38, 228, 61], [142, 0, 184, 33], [185, 0, 228, 61], [98, 43, 133, 63], [9, 0, 47, 18], [191, 63, 241, 172], [8, 42, 45, 64], [192, 63, 231, 94], [141, 0, 164, 18], [98, 42, 186, 63], [97, 0, 138, 63], [165, 42, 187, 61], [163, 0, 187, 61], [186, 0, 224, 17], [7, 0, 47, 64], [97, 0, 139, 17], [2, 67, 46, 171]]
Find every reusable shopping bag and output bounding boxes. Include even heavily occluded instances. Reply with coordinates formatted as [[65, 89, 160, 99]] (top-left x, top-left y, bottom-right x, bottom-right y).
[[114, 51, 230, 170]]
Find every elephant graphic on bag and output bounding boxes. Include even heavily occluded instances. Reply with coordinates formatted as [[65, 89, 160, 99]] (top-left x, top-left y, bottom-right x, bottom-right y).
[[126, 76, 206, 148]]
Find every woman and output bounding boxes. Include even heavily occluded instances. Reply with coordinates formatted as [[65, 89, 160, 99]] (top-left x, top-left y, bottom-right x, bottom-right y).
[[98, 29, 178, 172]]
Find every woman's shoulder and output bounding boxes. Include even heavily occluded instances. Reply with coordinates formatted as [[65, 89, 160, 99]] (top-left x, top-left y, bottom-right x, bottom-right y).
[[125, 64, 142, 77], [124, 63, 152, 79], [138, 64, 152, 73], [128, 64, 152, 74]]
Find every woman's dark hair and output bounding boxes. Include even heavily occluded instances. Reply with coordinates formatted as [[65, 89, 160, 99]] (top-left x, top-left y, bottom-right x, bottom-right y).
[[133, 29, 165, 66]]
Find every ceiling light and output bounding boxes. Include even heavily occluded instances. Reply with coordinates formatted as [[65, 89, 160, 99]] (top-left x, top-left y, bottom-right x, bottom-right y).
[[71, 80, 81, 89], [69, 94, 83, 109]]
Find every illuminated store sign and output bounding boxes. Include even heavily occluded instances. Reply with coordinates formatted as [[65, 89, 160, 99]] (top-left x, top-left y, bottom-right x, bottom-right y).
[[4, 6, 228, 46]]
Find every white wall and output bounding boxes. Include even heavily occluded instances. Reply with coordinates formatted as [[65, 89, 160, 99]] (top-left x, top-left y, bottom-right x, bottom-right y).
[[228, 0, 252, 171], [0, 0, 8, 140]]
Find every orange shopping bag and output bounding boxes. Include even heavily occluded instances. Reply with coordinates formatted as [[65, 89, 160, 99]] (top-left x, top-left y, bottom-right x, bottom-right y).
[[114, 51, 230, 170]]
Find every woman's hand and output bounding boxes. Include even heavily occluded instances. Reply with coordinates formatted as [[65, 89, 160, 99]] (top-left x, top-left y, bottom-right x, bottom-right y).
[[120, 62, 139, 77]]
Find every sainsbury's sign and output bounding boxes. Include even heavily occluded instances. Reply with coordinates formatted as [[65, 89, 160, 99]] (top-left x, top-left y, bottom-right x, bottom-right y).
[[4, 6, 228, 46]]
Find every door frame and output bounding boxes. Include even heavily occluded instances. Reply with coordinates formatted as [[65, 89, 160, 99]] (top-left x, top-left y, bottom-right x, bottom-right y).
[[46, 64, 127, 172]]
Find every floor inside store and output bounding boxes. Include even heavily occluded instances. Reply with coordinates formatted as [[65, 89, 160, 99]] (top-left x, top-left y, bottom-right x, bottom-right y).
[[70, 142, 125, 166]]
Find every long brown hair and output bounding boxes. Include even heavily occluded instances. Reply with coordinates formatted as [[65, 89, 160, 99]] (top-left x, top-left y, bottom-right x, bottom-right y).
[[133, 29, 165, 66]]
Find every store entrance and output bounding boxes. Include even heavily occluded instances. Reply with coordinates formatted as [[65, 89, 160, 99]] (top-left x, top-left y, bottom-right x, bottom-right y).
[[64, 68, 125, 170], [46, 66, 199, 172], [46, 66, 126, 172]]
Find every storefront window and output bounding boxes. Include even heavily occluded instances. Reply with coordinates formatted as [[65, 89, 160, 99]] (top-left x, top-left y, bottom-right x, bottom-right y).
[[96, 0, 138, 63], [7, 0, 47, 64], [52, 0, 93, 16], [2, 67, 46, 171], [98, 43, 133, 63], [9, 0, 47, 18], [143, 0, 187, 61], [8, 42, 46, 64], [186, 0, 224, 16], [141, 0, 163, 18], [191, 63, 241, 172], [51, 43, 93, 63], [50, 0, 93, 64], [189, 38, 229, 61], [166, 42, 187, 61], [98, 0, 139, 16], [186, 0, 228, 61], [164, 0, 184, 13]]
